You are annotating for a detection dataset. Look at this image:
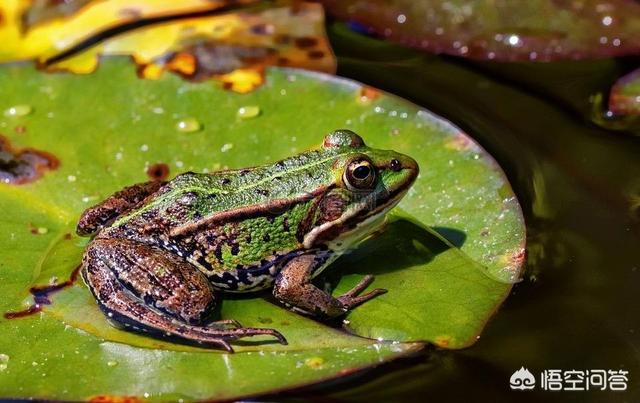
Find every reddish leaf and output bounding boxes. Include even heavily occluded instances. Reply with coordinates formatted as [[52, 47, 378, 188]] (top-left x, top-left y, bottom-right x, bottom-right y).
[[321, 0, 640, 61], [609, 68, 640, 115]]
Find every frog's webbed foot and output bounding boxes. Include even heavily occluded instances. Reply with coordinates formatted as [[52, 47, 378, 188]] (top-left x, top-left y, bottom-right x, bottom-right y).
[[336, 274, 387, 310], [273, 255, 387, 319], [82, 239, 286, 352]]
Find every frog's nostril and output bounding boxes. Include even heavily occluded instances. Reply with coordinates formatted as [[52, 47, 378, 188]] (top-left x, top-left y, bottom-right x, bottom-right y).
[[389, 159, 402, 172]]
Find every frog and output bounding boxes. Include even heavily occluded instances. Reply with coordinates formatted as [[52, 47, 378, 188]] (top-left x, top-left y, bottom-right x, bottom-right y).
[[77, 130, 419, 352]]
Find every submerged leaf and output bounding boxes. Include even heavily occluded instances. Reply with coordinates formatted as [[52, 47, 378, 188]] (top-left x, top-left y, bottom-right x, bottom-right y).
[[0, 59, 523, 400], [321, 0, 640, 61], [609, 68, 640, 116]]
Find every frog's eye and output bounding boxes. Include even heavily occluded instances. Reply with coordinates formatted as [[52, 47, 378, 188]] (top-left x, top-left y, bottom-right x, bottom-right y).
[[389, 159, 402, 172], [344, 158, 376, 190]]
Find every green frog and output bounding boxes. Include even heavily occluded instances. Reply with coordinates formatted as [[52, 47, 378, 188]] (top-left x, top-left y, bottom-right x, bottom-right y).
[[77, 130, 418, 352]]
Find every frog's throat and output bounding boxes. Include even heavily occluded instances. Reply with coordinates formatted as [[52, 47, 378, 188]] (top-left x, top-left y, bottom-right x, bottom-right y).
[[302, 189, 407, 249]]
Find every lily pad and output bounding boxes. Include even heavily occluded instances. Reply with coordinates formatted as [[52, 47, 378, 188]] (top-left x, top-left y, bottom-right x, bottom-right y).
[[0, 58, 524, 400], [609, 68, 640, 116], [321, 0, 640, 61]]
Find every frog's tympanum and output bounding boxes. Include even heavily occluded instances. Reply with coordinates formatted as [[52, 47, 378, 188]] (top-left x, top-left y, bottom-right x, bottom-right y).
[[77, 130, 418, 352]]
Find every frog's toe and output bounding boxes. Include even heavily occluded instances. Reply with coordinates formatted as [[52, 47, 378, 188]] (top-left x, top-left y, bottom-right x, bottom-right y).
[[196, 337, 234, 352], [335, 274, 388, 310], [207, 318, 243, 329], [223, 327, 288, 345], [338, 287, 387, 310], [342, 274, 376, 298], [256, 328, 287, 345], [213, 338, 234, 353]]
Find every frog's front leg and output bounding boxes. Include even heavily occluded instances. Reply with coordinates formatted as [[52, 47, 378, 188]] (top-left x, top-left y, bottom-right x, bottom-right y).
[[273, 254, 387, 318], [77, 181, 166, 236], [82, 238, 286, 352]]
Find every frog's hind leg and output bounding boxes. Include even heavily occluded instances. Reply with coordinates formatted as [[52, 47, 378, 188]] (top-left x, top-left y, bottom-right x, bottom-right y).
[[77, 181, 166, 236], [82, 239, 286, 352], [273, 254, 387, 318]]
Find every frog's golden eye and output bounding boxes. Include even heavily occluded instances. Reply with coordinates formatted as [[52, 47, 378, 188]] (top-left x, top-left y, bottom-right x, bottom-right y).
[[344, 158, 376, 190]]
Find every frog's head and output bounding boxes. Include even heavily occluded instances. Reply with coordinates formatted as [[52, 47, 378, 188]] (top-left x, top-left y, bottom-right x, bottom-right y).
[[303, 129, 418, 249]]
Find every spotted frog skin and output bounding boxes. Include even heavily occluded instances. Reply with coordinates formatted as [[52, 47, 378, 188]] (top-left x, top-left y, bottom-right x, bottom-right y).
[[77, 130, 418, 352]]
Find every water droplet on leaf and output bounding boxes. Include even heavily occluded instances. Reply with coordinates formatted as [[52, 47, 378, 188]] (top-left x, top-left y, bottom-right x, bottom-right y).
[[175, 118, 202, 133], [304, 357, 324, 369], [4, 105, 33, 117], [237, 105, 261, 119], [0, 354, 9, 371]]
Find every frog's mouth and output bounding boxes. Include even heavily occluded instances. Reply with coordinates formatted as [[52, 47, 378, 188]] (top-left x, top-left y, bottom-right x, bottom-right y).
[[302, 187, 409, 249], [332, 194, 404, 250]]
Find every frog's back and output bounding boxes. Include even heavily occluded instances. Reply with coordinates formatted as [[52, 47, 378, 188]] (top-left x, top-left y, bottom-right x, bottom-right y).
[[100, 149, 342, 291], [109, 148, 338, 234]]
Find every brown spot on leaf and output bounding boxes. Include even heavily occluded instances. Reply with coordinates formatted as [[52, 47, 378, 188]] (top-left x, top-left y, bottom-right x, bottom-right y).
[[146, 163, 170, 181], [444, 133, 479, 152], [307, 50, 325, 59], [136, 63, 163, 80], [0, 135, 59, 185], [360, 86, 381, 103], [4, 266, 80, 319], [28, 222, 48, 235], [434, 335, 452, 348], [89, 396, 142, 403], [250, 23, 274, 35], [274, 34, 291, 44], [158, 44, 275, 82], [3, 305, 42, 319], [21, 0, 94, 32], [508, 246, 526, 270], [117, 7, 143, 20], [166, 52, 196, 76], [14, 125, 27, 134], [294, 36, 318, 48]]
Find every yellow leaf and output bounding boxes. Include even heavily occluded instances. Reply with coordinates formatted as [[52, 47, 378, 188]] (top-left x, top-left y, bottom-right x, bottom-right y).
[[0, 0, 336, 93]]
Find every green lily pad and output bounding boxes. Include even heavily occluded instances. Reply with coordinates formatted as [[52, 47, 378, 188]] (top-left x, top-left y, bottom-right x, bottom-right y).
[[0, 58, 524, 400]]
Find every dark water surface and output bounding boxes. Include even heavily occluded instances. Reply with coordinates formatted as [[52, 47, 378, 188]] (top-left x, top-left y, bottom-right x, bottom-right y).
[[286, 23, 640, 402]]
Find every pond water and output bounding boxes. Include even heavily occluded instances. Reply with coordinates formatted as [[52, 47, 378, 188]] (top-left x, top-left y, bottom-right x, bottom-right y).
[[289, 22, 640, 402]]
